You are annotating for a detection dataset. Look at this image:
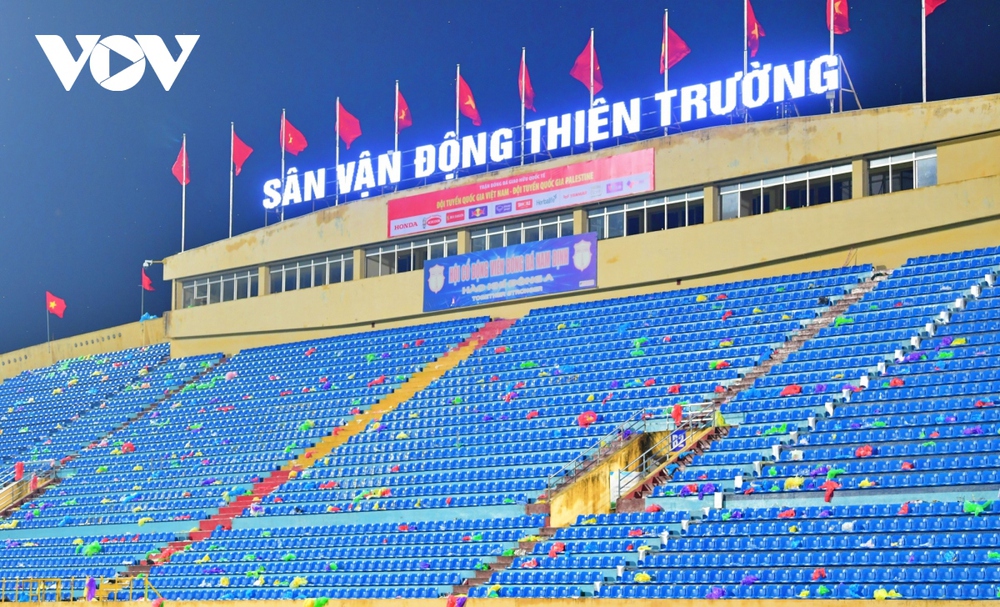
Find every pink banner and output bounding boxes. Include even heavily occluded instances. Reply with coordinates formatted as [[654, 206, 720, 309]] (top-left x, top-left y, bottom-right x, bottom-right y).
[[387, 148, 655, 238]]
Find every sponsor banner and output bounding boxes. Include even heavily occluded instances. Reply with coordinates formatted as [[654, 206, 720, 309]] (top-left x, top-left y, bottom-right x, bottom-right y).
[[423, 233, 598, 312], [388, 149, 654, 238]]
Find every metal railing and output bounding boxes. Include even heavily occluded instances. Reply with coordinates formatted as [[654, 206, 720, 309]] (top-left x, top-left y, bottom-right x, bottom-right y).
[[0, 459, 58, 489], [614, 401, 719, 502], [544, 410, 647, 496], [0, 463, 60, 515], [0, 576, 161, 602]]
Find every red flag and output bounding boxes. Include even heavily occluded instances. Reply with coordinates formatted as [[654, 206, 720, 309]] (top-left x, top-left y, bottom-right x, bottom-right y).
[[280, 116, 307, 156], [570, 36, 603, 94], [660, 27, 691, 73], [171, 141, 189, 185], [925, 0, 947, 15], [337, 102, 362, 149], [827, 0, 850, 34], [46, 292, 66, 318], [519, 54, 536, 112], [141, 268, 155, 292], [396, 90, 412, 133], [231, 131, 253, 176], [458, 75, 482, 127], [746, 0, 766, 58]]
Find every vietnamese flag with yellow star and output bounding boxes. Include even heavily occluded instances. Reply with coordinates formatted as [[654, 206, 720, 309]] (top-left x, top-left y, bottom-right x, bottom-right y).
[[45, 291, 66, 318], [746, 0, 766, 58], [396, 89, 413, 133], [280, 115, 308, 156], [827, 0, 850, 34], [458, 74, 482, 126]]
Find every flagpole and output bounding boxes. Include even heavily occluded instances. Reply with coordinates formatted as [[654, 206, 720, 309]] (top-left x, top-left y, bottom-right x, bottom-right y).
[[520, 48, 526, 166], [46, 304, 50, 348], [279, 109, 286, 223], [181, 133, 186, 251], [921, 0, 927, 103], [743, 1, 748, 82], [830, 0, 835, 114], [664, 9, 669, 132], [229, 122, 234, 238], [141, 278, 145, 318], [394, 80, 400, 153], [335, 97, 341, 205], [455, 64, 461, 142], [589, 28, 594, 152], [743, 1, 750, 123]]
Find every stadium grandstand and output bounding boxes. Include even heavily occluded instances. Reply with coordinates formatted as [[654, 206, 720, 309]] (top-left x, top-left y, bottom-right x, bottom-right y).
[[2, 91, 1000, 607]]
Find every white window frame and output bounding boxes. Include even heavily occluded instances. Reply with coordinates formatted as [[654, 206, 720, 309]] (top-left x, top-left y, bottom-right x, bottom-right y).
[[868, 149, 937, 195], [365, 233, 459, 278], [470, 213, 574, 251], [181, 268, 258, 308], [720, 163, 852, 220], [587, 191, 704, 240], [270, 251, 354, 294]]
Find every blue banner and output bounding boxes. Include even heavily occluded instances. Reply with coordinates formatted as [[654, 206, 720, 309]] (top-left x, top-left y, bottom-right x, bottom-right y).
[[670, 429, 686, 452], [423, 233, 598, 312]]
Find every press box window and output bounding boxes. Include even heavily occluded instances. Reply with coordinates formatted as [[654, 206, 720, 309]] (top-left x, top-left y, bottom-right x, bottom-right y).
[[720, 164, 852, 220], [470, 214, 574, 252], [181, 268, 259, 308], [365, 234, 458, 278], [270, 252, 353, 295], [588, 191, 704, 240], [868, 149, 937, 196]]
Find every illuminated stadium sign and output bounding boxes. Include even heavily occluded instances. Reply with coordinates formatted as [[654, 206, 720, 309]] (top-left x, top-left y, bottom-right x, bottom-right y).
[[262, 54, 841, 211]]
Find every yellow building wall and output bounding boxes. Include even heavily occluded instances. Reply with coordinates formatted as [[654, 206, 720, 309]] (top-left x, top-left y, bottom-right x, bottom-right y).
[[938, 133, 1000, 184], [0, 319, 166, 381], [651, 99, 1000, 193], [165, 174, 1000, 358], [548, 433, 663, 528]]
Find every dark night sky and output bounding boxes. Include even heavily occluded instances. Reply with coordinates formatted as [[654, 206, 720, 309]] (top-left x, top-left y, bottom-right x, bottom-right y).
[[0, 0, 996, 353]]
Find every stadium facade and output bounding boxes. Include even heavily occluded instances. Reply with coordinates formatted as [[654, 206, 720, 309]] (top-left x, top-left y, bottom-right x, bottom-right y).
[[3, 93, 1000, 370]]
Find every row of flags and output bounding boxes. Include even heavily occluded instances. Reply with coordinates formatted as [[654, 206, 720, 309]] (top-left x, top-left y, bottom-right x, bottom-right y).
[[168, 17, 693, 189], [165, 0, 951, 246], [825, 0, 949, 35], [169, 0, 951, 190]]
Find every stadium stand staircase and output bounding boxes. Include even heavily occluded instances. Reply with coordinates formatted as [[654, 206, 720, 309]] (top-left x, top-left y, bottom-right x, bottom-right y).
[[0, 474, 60, 519], [280, 318, 519, 473], [77, 355, 225, 465], [712, 273, 886, 406], [623, 273, 887, 501], [544, 274, 887, 509], [451, 524, 559, 595], [104, 318, 521, 597], [0, 356, 225, 520], [617, 425, 722, 506]]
